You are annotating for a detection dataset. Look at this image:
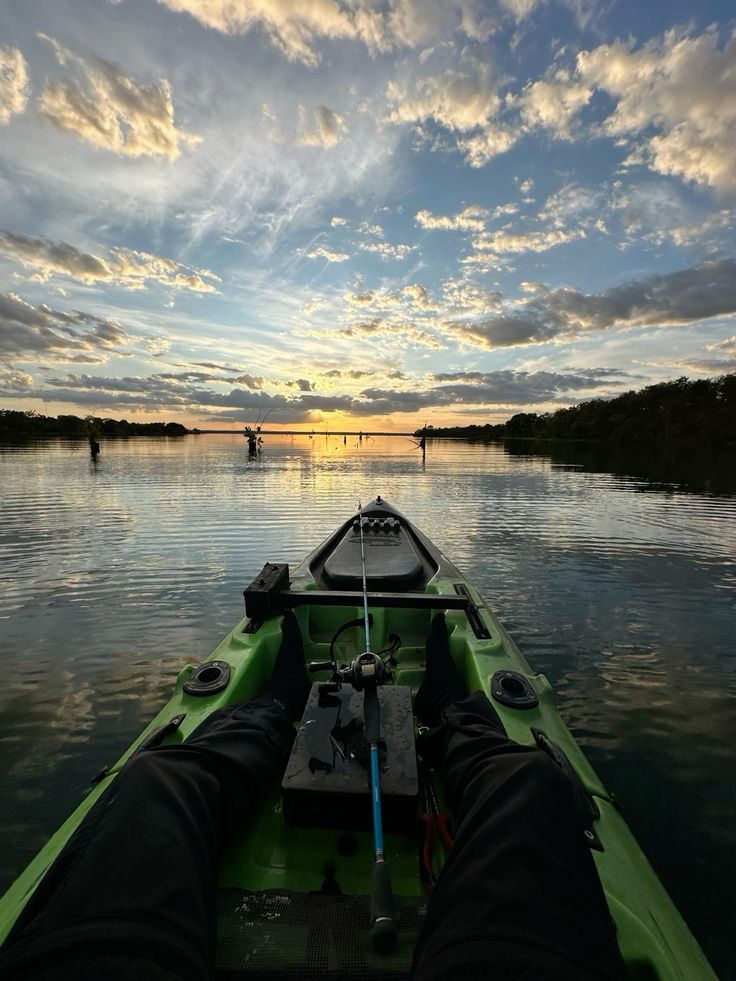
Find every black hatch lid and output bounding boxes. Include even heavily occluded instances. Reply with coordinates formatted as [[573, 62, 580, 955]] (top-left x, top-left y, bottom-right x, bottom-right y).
[[323, 516, 423, 590]]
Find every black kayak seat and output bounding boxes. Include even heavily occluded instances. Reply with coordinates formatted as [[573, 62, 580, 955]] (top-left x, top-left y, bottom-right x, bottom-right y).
[[322, 519, 423, 591]]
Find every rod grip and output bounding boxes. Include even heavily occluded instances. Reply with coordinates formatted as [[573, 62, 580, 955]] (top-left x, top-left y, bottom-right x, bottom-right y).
[[364, 687, 380, 744], [371, 860, 397, 952]]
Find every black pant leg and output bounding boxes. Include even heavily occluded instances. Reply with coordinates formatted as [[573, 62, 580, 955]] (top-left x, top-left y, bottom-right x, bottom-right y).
[[0, 695, 295, 981], [412, 692, 628, 981]]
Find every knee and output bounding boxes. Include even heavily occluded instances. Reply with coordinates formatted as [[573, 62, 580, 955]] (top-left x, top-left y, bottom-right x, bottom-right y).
[[511, 747, 575, 807]]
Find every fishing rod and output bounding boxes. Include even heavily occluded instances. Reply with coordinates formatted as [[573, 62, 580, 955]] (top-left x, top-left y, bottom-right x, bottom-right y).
[[304, 504, 398, 950], [356, 500, 397, 952]]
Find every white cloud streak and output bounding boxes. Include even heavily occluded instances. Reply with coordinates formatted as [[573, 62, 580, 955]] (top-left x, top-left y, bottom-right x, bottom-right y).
[[0, 46, 30, 125], [306, 244, 350, 262]]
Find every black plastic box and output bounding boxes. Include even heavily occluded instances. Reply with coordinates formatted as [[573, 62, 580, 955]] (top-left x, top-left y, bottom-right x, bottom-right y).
[[282, 683, 418, 832]]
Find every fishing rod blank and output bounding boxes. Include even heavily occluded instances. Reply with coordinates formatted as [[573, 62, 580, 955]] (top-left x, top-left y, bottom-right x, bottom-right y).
[[357, 502, 398, 953]]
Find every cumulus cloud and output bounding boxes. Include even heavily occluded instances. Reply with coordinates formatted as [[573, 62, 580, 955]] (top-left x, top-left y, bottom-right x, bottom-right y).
[[442, 280, 504, 314], [339, 316, 443, 349], [517, 69, 592, 138], [296, 105, 346, 148], [306, 244, 350, 262], [443, 259, 736, 350], [359, 241, 415, 260], [707, 335, 736, 355], [383, 26, 736, 188], [153, 0, 492, 67], [526, 28, 736, 193], [38, 35, 200, 159], [0, 366, 33, 391], [385, 60, 520, 167], [0, 46, 30, 125], [330, 216, 347, 226], [0, 230, 220, 292], [401, 284, 436, 309], [0, 291, 129, 362], [346, 291, 375, 306], [386, 64, 501, 133], [465, 227, 583, 267], [456, 124, 518, 167], [416, 205, 488, 231]]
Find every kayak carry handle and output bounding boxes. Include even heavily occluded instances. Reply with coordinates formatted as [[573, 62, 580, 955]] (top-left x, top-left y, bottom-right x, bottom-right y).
[[371, 859, 398, 952]]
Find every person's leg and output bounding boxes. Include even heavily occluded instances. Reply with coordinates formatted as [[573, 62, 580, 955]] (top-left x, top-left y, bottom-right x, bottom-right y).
[[412, 615, 627, 981], [0, 612, 309, 981]]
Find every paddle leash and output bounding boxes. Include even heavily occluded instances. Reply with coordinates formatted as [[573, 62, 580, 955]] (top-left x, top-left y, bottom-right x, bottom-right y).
[[357, 501, 398, 953]]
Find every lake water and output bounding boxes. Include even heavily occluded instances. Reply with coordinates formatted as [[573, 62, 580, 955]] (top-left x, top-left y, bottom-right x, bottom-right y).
[[1, 434, 734, 975]]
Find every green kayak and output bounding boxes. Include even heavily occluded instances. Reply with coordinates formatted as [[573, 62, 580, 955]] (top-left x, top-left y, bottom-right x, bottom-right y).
[[0, 497, 716, 979]]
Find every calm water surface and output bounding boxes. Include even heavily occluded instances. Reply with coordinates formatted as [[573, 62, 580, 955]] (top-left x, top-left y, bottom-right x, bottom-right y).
[[1, 434, 734, 975]]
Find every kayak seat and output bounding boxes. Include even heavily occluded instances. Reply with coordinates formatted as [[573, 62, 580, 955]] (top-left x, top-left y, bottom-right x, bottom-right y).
[[322, 520, 424, 591], [214, 888, 425, 979]]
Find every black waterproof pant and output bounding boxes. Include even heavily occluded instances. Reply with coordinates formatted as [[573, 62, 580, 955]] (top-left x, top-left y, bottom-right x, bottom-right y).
[[0, 693, 627, 981]]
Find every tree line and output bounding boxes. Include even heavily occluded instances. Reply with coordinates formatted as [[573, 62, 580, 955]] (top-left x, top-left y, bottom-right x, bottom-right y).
[[0, 410, 188, 438], [416, 375, 736, 443]]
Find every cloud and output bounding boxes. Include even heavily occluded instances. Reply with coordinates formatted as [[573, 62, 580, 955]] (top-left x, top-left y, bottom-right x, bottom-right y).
[[612, 181, 734, 248], [385, 60, 520, 166], [38, 34, 200, 159], [306, 244, 350, 262], [0, 366, 33, 391], [517, 68, 592, 138], [416, 205, 488, 231], [153, 0, 492, 67], [386, 64, 501, 133], [443, 259, 736, 350], [465, 227, 583, 266], [401, 284, 436, 309], [579, 29, 736, 191], [360, 366, 627, 413], [456, 124, 519, 166], [0, 230, 220, 292], [497, 0, 545, 20], [0, 46, 30, 125], [0, 291, 129, 362], [359, 241, 415, 260], [538, 183, 604, 226], [346, 291, 375, 306], [442, 280, 504, 314], [527, 28, 736, 193], [296, 105, 346, 148], [330, 216, 347, 227], [339, 316, 443, 349], [707, 335, 736, 355]]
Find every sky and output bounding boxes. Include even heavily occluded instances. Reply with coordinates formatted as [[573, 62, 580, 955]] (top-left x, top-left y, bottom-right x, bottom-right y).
[[1, 0, 735, 431]]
